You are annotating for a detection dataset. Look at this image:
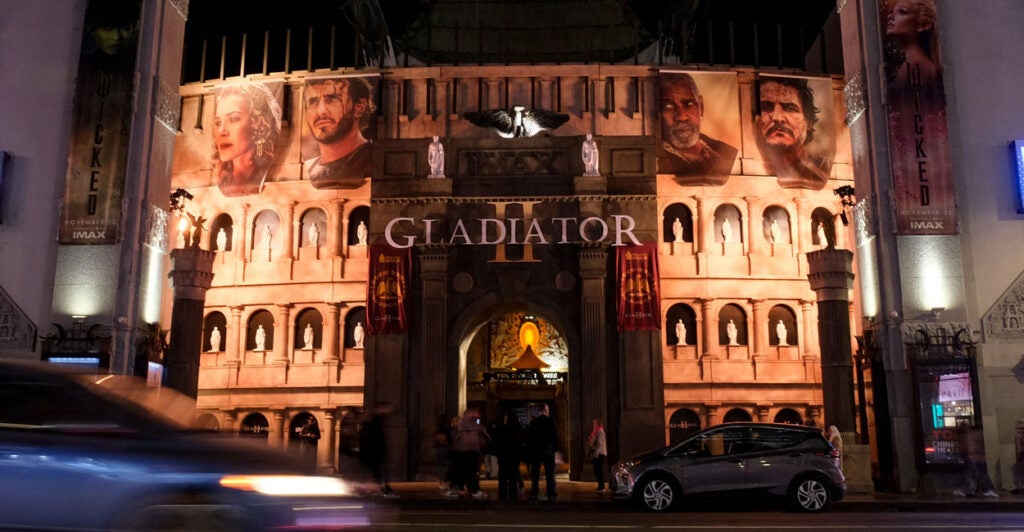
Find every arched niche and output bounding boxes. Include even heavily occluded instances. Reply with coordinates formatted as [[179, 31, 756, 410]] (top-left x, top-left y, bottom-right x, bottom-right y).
[[668, 408, 702, 444], [209, 213, 234, 252], [203, 311, 227, 352], [240, 412, 270, 439], [666, 303, 696, 346], [343, 307, 366, 348], [252, 210, 281, 252], [247, 309, 274, 351], [295, 307, 323, 349], [811, 207, 834, 247], [300, 207, 327, 249], [348, 205, 370, 246], [723, 408, 752, 423], [774, 408, 804, 425], [762, 205, 791, 244], [663, 203, 694, 243], [718, 303, 747, 345], [768, 304, 798, 346], [713, 203, 743, 243]]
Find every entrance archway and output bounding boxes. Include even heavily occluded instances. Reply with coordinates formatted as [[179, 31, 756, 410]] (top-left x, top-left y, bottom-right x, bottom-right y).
[[452, 297, 577, 476]]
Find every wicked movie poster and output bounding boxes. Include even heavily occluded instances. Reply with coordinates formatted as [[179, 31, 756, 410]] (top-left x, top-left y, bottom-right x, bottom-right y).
[[366, 245, 410, 334], [59, 0, 141, 244], [880, 0, 957, 235], [616, 243, 662, 331]]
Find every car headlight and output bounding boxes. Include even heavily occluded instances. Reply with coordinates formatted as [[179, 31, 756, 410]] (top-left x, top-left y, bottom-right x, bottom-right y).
[[220, 475, 351, 497]]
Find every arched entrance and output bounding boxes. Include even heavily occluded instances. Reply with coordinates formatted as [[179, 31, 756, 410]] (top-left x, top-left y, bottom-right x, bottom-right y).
[[455, 301, 574, 476], [240, 413, 270, 440]]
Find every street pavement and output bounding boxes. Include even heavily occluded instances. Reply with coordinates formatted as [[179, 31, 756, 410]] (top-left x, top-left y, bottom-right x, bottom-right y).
[[352, 476, 1024, 513]]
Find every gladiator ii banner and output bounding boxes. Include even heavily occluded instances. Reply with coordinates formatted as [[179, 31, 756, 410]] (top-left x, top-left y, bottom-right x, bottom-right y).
[[60, 0, 142, 244], [616, 243, 661, 331], [366, 245, 410, 334]]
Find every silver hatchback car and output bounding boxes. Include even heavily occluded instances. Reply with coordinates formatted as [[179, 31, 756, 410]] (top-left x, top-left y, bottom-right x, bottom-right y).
[[611, 423, 845, 512]]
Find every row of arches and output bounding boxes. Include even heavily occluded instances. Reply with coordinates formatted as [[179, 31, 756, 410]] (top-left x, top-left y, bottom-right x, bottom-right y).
[[662, 202, 837, 247], [666, 302, 799, 347], [202, 306, 366, 353], [199, 205, 370, 256], [667, 406, 816, 444]]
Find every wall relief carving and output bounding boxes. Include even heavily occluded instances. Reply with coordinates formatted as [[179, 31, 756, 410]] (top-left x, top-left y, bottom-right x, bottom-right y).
[[983, 271, 1024, 341]]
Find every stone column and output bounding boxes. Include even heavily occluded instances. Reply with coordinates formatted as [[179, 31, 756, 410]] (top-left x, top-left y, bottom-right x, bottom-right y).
[[271, 410, 287, 449], [274, 304, 292, 363], [699, 299, 716, 358], [793, 198, 808, 255], [705, 405, 719, 427], [417, 249, 449, 478], [744, 196, 761, 255], [806, 248, 856, 434], [283, 201, 296, 260], [165, 248, 216, 399], [694, 196, 709, 254], [324, 302, 341, 362], [322, 410, 336, 472], [579, 248, 608, 481], [227, 305, 243, 364], [750, 299, 766, 357], [240, 203, 251, 263], [800, 299, 816, 358], [332, 200, 346, 259]]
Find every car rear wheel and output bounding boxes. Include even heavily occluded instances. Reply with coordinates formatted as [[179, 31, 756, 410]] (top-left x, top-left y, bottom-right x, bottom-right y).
[[636, 476, 678, 512], [789, 476, 831, 512]]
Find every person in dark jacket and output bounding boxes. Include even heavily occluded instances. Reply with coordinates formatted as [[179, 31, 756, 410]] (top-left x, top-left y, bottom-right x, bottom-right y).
[[359, 401, 397, 497], [495, 410, 525, 501], [527, 403, 558, 501]]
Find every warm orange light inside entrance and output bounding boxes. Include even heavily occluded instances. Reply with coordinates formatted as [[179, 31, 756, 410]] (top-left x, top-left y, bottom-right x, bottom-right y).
[[519, 321, 539, 350]]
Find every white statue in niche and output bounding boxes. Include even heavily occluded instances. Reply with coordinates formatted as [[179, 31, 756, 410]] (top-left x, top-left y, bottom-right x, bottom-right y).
[[726, 319, 738, 346], [353, 322, 365, 349], [262, 225, 272, 249], [308, 223, 319, 247], [770, 219, 780, 243], [581, 133, 599, 176], [255, 324, 267, 351], [303, 323, 314, 349], [721, 218, 732, 243], [672, 218, 683, 243], [356, 221, 368, 246], [776, 320, 789, 346], [428, 135, 445, 177], [208, 326, 221, 352], [216, 228, 227, 251], [817, 222, 827, 248], [675, 319, 687, 346]]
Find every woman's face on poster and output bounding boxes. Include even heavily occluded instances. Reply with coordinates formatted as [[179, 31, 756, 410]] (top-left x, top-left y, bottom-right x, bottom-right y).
[[886, 1, 919, 39], [214, 94, 255, 163]]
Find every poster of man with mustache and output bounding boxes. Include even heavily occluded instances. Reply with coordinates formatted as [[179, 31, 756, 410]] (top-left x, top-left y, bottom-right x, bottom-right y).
[[301, 75, 379, 189], [754, 75, 837, 191]]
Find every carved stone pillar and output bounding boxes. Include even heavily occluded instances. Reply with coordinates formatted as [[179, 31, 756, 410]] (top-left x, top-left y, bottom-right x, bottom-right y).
[[794, 197, 809, 255], [274, 304, 293, 363], [538, 77, 554, 111], [324, 302, 341, 362], [750, 298, 766, 358], [694, 196, 709, 254], [579, 248, 608, 481], [800, 299, 817, 357], [240, 203, 251, 262], [227, 305, 243, 363], [332, 200, 346, 259], [744, 196, 761, 255], [485, 78, 501, 108], [322, 410, 336, 472], [699, 299, 716, 358], [165, 248, 216, 399], [271, 410, 286, 449], [705, 406, 719, 427], [386, 79, 401, 137], [283, 201, 296, 260], [417, 249, 449, 477], [806, 249, 856, 434]]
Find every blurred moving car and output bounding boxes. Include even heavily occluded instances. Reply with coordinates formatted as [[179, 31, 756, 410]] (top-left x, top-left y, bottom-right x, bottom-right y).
[[611, 422, 845, 512], [0, 360, 369, 531]]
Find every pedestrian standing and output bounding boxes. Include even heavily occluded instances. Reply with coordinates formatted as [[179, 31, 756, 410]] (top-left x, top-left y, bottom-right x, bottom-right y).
[[496, 410, 525, 501], [434, 414, 453, 491], [954, 425, 999, 498], [451, 408, 490, 499], [359, 401, 398, 498], [298, 416, 321, 472], [527, 403, 558, 501], [588, 418, 608, 491]]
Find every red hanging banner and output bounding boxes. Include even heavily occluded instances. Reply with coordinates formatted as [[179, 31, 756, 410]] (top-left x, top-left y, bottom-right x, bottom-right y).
[[366, 245, 410, 334], [616, 243, 662, 331]]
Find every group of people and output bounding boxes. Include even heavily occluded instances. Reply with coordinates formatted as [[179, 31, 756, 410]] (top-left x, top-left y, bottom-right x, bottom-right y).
[[430, 405, 608, 501]]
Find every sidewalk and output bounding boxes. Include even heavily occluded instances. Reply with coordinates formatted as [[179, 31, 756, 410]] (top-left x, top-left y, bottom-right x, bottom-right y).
[[359, 476, 1024, 513]]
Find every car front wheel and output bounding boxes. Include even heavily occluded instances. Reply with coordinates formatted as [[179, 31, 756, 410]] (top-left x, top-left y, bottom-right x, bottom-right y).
[[790, 476, 831, 512], [636, 476, 678, 512]]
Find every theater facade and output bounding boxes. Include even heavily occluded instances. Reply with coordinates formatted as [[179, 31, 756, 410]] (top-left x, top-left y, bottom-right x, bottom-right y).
[[169, 64, 856, 479]]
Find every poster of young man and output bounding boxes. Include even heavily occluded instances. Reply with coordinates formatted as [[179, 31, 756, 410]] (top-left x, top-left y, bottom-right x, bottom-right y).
[[301, 75, 379, 189], [211, 81, 284, 197], [753, 75, 837, 191], [59, 0, 141, 244], [656, 71, 740, 186]]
